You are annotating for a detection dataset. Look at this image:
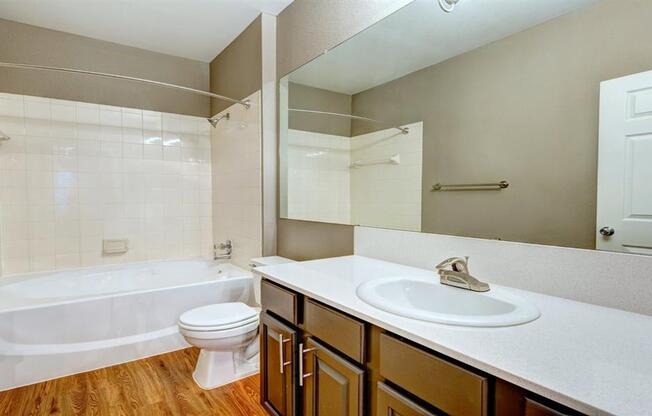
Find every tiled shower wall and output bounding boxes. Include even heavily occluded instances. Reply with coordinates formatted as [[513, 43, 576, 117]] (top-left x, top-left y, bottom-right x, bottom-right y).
[[0, 93, 212, 275], [211, 90, 263, 269], [286, 129, 351, 224], [350, 122, 422, 231], [284, 122, 422, 231]]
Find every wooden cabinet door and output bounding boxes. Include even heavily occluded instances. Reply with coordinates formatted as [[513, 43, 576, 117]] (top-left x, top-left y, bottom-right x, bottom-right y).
[[524, 398, 572, 416], [261, 312, 298, 416], [376, 382, 439, 416], [301, 337, 364, 416]]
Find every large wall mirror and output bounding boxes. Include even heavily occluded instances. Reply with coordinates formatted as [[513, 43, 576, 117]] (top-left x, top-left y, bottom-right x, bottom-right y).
[[279, 0, 652, 255]]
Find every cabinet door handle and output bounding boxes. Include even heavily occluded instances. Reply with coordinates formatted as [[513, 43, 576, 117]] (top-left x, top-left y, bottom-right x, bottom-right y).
[[278, 333, 292, 374], [299, 343, 317, 386]]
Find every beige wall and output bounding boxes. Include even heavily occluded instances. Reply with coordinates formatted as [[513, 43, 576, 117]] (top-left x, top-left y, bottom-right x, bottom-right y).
[[210, 16, 262, 115], [277, 219, 354, 261], [0, 19, 210, 117], [288, 82, 351, 136], [276, 0, 413, 78], [351, 0, 652, 249], [276, 0, 411, 260]]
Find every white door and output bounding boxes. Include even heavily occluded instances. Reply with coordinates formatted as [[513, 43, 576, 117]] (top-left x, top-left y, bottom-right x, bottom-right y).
[[598, 70, 652, 254]]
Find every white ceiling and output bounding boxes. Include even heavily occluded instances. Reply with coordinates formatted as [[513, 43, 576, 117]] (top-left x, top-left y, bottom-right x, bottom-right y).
[[0, 0, 294, 62], [289, 0, 603, 95]]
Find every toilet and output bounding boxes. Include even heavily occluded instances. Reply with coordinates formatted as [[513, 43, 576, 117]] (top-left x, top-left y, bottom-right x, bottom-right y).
[[178, 256, 294, 389]]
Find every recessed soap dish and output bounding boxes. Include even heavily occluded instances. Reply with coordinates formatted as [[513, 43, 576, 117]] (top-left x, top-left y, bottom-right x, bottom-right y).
[[103, 239, 129, 255]]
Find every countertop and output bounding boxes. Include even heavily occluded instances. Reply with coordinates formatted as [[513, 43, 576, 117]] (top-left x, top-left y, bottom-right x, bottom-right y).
[[254, 255, 652, 416]]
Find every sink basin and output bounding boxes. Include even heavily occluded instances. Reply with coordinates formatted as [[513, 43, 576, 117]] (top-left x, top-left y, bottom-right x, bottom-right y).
[[356, 277, 540, 327]]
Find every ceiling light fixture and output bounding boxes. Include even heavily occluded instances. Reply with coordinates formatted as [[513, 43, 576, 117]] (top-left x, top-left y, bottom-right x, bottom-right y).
[[438, 0, 461, 13]]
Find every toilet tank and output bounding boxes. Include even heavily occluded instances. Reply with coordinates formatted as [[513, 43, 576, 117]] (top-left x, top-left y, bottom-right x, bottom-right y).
[[249, 256, 295, 305]]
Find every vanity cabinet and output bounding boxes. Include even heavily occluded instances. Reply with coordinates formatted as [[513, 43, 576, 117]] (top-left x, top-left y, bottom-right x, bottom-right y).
[[379, 333, 488, 416], [261, 279, 299, 325], [303, 298, 366, 363], [261, 279, 366, 416], [260, 278, 584, 416], [524, 399, 570, 416], [261, 312, 298, 416], [301, 337, 364, 415], [376, 382, 439, 416]]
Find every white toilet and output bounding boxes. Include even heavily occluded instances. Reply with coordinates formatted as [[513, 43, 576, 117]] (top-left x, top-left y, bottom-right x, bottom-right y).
[[178, 256, 294, 389]]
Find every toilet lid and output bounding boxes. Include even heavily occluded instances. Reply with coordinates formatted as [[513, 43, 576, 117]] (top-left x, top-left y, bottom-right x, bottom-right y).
[[179, 302, 258, 329]]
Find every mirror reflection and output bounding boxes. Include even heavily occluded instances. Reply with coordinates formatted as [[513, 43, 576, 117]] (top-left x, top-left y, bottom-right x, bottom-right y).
[[280, 0, 652, 254]]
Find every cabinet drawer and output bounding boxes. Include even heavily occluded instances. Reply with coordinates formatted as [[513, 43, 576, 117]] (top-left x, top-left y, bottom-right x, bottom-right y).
[[303, 298, 366, 363], [379, 334, 488, 416], [261, 279, 299, 325], [525, 398, 571, 416], [376, 382, 439, 416]]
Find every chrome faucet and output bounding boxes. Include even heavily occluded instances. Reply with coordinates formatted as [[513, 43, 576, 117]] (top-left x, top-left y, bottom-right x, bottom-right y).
[[213, 240, 232, 260], [435, 257, 490, 292]]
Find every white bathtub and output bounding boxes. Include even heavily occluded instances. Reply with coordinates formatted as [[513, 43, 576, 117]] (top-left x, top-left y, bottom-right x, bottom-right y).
[[0, 259, 253, 391]]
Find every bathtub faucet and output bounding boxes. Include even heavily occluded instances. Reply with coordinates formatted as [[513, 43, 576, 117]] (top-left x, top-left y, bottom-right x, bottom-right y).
[[214, 240, 232, 260]]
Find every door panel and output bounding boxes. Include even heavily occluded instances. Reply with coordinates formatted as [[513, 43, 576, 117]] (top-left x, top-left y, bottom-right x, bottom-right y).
[[302, 337, 364, 416], [261, 312, 297, 416], [376, 382, 439, 416], [598, 71, 652, 254]]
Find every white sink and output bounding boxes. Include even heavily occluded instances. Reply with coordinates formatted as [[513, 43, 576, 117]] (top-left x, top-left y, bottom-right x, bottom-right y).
[[356, 276, 540, 327]]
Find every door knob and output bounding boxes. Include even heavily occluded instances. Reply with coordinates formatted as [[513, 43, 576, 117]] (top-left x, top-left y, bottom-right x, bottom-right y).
[[599, 227, 615, 236]]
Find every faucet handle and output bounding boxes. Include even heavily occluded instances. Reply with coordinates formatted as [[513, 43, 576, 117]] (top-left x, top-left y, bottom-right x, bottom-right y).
[[435, 256, 469, 274]]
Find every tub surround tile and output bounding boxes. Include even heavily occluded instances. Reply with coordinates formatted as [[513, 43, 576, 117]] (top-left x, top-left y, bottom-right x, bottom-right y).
[[284, 122, 422, 229], [211, 91, 263, 269], [0, 93, 213, 274]]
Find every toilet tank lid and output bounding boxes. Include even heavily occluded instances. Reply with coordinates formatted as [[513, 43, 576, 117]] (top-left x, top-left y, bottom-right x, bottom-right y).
[[250, 256, 295, 267], [179, 302, 257, 328]]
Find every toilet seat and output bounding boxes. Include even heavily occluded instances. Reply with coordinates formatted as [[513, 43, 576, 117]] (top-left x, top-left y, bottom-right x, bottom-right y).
[[180, 319, 260, 340], [178, 302, 260, 339]]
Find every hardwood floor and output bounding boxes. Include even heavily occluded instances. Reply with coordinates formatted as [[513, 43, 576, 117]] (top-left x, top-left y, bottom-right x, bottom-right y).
[[0, 348, 268, 416]]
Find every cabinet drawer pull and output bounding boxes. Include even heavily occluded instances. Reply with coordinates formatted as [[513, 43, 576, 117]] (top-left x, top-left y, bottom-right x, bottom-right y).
[[299, 343, 317, 386], [278, 333, 292, 374]]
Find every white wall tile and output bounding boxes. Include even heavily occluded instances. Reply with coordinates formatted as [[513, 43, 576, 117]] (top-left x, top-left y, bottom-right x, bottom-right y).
[[0, 93, 213, 275], [286, 129, 351, 224], [25, 101, 50, 119], [284, 123, 422, 230], [77, 106, 100, 125], [350, 122, 422, 232], [123, 143, 143, 159], [211, 91, 262, 268], [0, 96, 24, 118]]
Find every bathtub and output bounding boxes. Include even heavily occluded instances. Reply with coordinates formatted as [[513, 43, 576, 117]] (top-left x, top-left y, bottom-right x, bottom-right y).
[[0, 259, 253, 391]]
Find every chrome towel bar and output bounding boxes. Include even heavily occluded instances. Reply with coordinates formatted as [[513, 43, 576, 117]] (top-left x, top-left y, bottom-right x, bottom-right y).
[[431, 180, 509, 192]]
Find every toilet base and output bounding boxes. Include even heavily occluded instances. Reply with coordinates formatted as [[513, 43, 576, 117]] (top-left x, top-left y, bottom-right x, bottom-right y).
[[192, 349, 259, 390]]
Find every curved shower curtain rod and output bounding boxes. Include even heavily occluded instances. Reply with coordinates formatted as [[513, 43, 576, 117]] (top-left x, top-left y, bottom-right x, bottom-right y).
[[0, 61, 251, 109], [288, 108, 409, 134]]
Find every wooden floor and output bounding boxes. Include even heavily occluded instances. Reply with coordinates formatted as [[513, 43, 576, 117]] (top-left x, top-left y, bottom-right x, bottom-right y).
[[0, 348, 268, 416]]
